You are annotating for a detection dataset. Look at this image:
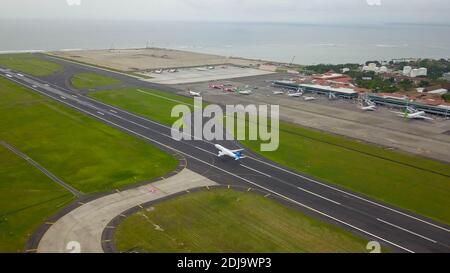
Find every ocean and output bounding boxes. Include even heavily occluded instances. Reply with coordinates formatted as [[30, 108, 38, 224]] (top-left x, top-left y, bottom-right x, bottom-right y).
[[0, 20, 449, 65]]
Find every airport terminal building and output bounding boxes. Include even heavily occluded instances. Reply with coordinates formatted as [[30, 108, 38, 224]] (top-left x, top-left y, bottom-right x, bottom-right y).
[[273, 80, 450, 117]]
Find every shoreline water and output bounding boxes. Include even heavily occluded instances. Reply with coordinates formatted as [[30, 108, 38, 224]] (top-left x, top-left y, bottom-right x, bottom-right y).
[[1, 20, 449, 65]]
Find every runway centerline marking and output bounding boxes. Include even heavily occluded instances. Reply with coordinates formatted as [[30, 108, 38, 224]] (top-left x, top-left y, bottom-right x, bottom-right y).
[[297, 187, 341, 205], [241, 164, 272, 178], [377, 218, 437, 244]]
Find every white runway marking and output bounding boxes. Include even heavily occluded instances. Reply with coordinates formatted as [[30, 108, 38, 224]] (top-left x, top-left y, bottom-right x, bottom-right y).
[[297, 186, 341, 205], [241, 164, 272, 178], [377, 218, 437, 243]]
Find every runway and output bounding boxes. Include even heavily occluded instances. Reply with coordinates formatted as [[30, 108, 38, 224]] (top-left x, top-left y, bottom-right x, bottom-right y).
[[1, 59, 450, 253]]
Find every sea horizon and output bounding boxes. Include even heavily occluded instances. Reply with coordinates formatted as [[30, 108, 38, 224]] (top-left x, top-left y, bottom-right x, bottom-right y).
[[1, 19, 449, 65]]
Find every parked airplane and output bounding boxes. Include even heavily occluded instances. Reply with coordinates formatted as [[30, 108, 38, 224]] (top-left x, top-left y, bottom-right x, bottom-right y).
[[287, 87, 303, 97], [288, 92, 301, 97], [303, 96, 316, 101], [235, 86, 252, 95], [188, 90, 201, 97], [237, 90, 252, 95], [391, 107, 433, 120], [215, 144, 246, 160], [223, 87, 234, 92], [153, 69, 163, 74], [360, 105, 376, 111], [359, 99, 377, 111], [209, 84, 223, 89]]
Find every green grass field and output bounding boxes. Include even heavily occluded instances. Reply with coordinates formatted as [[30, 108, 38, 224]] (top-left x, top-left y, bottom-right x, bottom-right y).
[[89, 87, 450, 225], [115, 189, 377, 253], [70, 72, 122, 89], [0, 77, 179, 252], [0, 53, 62, 76], [0, 78, 178, 194], [89, 88, 197, 125], [0, 145, 74, 252]]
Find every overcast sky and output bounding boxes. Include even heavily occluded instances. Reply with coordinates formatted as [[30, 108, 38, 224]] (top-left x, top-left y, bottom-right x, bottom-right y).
[[1, 0, 450, 24]]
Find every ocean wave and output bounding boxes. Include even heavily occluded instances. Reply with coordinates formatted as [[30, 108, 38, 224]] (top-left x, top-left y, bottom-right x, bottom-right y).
[[375, 44, 409, 48]]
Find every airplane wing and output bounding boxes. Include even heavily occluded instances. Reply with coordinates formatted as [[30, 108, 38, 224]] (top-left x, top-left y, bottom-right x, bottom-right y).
[[420, 116, 434, 121], [230, 149, 244, 153]]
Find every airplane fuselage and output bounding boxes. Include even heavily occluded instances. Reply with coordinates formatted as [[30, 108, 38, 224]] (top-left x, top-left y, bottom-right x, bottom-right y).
[[215, 144, 245, 160]]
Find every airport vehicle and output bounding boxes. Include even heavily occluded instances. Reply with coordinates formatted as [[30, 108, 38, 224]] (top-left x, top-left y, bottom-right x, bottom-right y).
[[303, 96, 317, 101], [188, 90, 201, 97], [215, 144, 246, 160], [6, 74, 13, 78], [153, 69, 163, 74], [168, 69, 178, 73], [391, 107, 433, 120], [272, 91, 284, 95]]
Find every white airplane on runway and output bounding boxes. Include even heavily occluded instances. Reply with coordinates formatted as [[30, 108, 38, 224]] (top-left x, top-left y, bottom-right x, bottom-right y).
[[188, 90, 201, 97], [215, 144, 246, 160], [391, 107, 433, 120]]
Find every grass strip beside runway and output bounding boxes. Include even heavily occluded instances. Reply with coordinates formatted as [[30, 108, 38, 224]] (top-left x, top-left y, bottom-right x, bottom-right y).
[[0, 145, 74, 252], [0, 53, 63, 76], [115, 189, 377, 253], [0, 77, 178, 194], [70, 72, 122, 89]]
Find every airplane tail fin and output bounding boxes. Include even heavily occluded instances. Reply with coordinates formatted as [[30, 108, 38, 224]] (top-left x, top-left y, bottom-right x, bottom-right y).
[[234, 150, 245, 160]]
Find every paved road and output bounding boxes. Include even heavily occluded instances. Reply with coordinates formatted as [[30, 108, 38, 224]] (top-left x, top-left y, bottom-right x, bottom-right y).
[[37, 168, 216, 253], [1, 60, 450, 253]]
